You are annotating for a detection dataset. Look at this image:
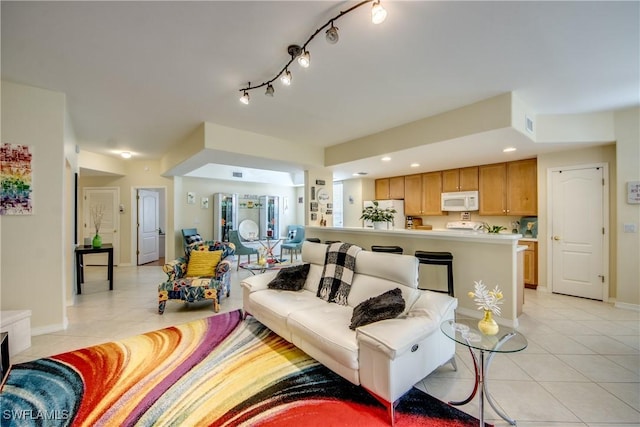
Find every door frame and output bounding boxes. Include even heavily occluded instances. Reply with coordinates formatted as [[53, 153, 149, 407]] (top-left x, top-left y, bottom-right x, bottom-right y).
[[546, 162, 609, 301], [130, 186, 167, 266]]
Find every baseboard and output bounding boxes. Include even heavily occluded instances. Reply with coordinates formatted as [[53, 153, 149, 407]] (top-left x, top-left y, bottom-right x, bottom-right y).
[[31, 322, 66, 336], [614, 301, 640, 312]]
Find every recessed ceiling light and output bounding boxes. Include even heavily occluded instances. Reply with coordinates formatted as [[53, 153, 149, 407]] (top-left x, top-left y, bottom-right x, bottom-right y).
[[381, 156, 391, 161], [120, 151, 132, 159], [503, 147, 517, 153], [410, 163, 420, 168]]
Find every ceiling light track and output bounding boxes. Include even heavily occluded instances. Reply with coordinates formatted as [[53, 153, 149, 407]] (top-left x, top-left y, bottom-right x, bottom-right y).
[[238, 0, 386, 104]]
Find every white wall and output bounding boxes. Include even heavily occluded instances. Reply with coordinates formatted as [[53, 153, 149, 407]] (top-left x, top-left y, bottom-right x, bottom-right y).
[[1, 81, 70, 333], [614, 107, 640, 308]]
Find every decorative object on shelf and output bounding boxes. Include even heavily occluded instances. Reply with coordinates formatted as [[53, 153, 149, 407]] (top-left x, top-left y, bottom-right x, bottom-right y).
[[482, 222, 507, 234], [360, 200, 396, 229], [238, 0, 387, 104], [467, 280, 503, 336], [91, 204, 105, 248]]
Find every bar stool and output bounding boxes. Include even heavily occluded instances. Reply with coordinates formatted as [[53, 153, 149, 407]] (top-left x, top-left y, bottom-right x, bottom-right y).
[[371, 245, 403, 254], [414, 251, 454, 296]]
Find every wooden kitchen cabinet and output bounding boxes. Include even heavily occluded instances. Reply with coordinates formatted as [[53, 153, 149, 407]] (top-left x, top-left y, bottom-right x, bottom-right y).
[[404, 172, 443, 216], [375, 176, 405, 200], [442, 166, 479, 192], [519, 240, 538, 289], [479, 159, 537, 216]]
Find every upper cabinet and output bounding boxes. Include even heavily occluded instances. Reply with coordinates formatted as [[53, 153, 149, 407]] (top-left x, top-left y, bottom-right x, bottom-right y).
[[404, 172, 443, 216], [479, 159, 537, 216], [442, 166, 479, 192], [375, 176, 405, 200]]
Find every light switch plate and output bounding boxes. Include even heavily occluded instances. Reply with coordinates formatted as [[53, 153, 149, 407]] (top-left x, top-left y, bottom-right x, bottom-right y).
[[623, 223, 637, 233]]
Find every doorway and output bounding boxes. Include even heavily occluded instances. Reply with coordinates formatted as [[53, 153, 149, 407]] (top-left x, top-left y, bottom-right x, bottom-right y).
[[82, 187, 120, 266], [131, 187, 166, 266], [548, 164, 609, 300]]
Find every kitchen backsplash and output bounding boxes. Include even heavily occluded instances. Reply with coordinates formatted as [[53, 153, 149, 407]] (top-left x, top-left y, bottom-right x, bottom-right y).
[[412, 212, 530, 234]]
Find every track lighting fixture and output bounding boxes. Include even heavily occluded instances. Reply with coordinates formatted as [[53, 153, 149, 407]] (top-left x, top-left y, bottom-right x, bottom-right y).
[[265, 84, 274, 97], [325, 23, 339, 44], [240, 90, 250, 105], [371, 0, 387, 25], [238, 0, 387, 103], [297, 50, 310, 68], [280, 69, 292, 86]]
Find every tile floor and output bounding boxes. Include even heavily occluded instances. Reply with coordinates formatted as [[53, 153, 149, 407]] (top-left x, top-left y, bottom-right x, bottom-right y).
[[11, 264, 640, 427]]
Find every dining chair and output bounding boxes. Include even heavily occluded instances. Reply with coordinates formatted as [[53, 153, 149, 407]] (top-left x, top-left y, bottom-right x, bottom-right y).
[[228, 230, 259, 270], [280, 226, 305, 261]]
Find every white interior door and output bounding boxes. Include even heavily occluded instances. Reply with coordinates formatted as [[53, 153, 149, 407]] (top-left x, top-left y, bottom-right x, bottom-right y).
[[83, 187, 119, 266], [550, 166, 606, 300], [137, 189, 159, 265]]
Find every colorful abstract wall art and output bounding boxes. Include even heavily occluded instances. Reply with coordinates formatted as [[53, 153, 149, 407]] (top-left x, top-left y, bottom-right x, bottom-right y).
[[1, 143, 33, 215]]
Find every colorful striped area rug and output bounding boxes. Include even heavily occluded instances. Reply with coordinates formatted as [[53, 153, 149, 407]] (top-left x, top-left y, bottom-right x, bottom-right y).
[[1, 310, 487, 426]]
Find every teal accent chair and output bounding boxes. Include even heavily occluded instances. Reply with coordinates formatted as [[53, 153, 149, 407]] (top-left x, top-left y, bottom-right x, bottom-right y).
[[228, 230, 259, 270], [280, 225, 305, 261]]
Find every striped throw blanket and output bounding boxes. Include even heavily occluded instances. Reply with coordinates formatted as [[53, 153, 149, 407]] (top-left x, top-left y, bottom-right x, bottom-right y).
[[317, 242, 362, 305]]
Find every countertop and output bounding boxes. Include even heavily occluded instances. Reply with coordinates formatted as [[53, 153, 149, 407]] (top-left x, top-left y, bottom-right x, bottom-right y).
[[307, 226, 523, 244]]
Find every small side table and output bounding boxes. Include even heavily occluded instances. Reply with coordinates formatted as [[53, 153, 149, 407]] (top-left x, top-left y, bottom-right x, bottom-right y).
[[1, 332, 9, 382], [75, 244, 114, 295], [440, 318, 527, 426]]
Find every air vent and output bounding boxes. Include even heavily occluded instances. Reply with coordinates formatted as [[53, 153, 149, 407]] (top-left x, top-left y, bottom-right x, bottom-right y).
[[232, 172, 243, 178], [525, 115, 534, 133]]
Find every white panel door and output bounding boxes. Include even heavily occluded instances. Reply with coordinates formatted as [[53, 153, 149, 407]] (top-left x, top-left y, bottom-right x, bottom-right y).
[[83, 187, 119, 266], [137, 189, 159, 265], [551, 167, 605, 300]]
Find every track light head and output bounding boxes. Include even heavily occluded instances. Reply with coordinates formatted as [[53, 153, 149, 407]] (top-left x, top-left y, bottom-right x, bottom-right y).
[[280, 70, 292, 85], [240, 90, 250, 105], [371, 0, 387, 24], [265, 84, 274, 97], [325, 23, 339, 44], [297, 50, 310, 68]]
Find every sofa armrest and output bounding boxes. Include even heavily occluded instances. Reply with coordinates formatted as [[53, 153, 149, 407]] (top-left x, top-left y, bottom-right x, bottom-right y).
[[240, 271, 279, 293], [163, 257, 187, 281], [357, 317, 440, 360], [215, 259, 232, 280], [357, 292, 458, 360]]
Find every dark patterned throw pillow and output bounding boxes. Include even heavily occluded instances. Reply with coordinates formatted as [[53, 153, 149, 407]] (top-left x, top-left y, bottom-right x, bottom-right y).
[[268, 264, 311, 291], [349, 287, 405, 330]]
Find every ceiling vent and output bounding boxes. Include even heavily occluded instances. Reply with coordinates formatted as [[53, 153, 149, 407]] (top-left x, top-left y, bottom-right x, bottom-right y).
[[525, 115, 534, 134], [232, 171, 243, 178]]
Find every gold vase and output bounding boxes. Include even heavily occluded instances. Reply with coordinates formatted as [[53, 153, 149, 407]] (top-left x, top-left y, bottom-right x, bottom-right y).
[[478, 310, 499, 336]]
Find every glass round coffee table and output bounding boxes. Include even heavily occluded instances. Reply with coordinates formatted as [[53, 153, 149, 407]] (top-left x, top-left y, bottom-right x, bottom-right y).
[[440, 317, 528, 426]]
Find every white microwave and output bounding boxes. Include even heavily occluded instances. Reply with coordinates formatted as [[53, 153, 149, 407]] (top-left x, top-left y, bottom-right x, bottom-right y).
[[441, 191, 479, 211]]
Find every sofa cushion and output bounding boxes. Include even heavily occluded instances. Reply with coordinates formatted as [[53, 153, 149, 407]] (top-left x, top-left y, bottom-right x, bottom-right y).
[[186, 250, 222, 277], [268, 264, 310, 291], [287, 303, 359, 370], [350, 288, 405, 330]]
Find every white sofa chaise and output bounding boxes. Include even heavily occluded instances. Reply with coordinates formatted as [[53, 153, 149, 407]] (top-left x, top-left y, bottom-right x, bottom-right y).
[[241, 241, 458, 420]]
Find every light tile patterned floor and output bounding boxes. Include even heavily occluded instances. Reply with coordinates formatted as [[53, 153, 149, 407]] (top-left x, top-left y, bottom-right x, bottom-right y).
[[11, 264, 640, 427]]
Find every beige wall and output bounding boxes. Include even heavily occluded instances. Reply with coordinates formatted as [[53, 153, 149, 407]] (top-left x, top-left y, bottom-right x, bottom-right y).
[[1, 81, 73, 333], [614, 107, 640, 308], [537, 144, 617, 296]]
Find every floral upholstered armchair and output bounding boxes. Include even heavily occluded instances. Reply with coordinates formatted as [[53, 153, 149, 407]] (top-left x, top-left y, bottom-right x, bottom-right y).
[[158, 239, 235, 314]]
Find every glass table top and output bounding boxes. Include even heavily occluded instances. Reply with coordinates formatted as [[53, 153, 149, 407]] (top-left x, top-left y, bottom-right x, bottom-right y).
[[440, 317, 528, 353]]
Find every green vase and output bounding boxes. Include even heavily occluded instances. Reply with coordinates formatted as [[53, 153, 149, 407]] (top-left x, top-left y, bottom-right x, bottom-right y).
[[92, 234, 102, 248]]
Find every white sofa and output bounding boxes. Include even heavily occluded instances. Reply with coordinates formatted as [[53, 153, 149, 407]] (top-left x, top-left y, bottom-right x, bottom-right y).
[[241, 241, 458, 420]]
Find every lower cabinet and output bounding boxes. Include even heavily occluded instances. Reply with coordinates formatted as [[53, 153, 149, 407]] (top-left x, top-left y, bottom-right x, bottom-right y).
[[519, 240, 538, 289]]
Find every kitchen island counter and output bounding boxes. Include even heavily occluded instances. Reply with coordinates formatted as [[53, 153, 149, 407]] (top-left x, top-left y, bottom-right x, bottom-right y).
[[305, 226, 524, 326]]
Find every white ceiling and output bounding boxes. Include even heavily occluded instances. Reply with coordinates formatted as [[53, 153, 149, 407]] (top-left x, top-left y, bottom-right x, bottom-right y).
[[2, 1, 638, 182]]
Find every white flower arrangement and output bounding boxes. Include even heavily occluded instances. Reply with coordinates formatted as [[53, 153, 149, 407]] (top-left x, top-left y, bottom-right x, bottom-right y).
[[467, 280, 504, 316], [91, 204, 105, 234]]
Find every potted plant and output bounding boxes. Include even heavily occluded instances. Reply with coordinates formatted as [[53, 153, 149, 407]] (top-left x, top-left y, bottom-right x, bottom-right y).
[[360, 201, 397, 229]]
